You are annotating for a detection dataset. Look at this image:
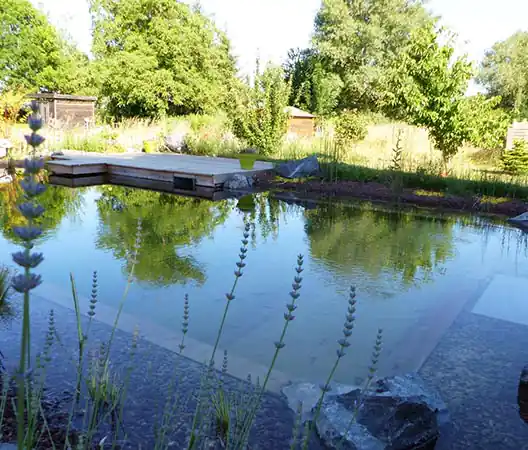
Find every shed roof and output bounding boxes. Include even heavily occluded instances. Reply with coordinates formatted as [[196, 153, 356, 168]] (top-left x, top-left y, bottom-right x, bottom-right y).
[[29, 93, 98, 102], [284, 106, 315, 118]]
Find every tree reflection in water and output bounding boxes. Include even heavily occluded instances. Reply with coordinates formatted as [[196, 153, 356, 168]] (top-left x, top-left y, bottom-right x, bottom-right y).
[[96, 186, 232, 286]]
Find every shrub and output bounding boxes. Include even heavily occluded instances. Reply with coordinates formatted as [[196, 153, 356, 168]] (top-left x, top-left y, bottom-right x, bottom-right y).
[[230, 64, 290, 156], [334, 110, 368, 148], [501, 139, 528, 174]]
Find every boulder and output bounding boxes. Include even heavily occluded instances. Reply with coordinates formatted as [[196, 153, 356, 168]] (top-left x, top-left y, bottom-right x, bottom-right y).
[[50, 151, 65, 159], [224, 174, 254, 191], [276, 155, 321, 179], [508, 212, 528, 231], [282, 373, 450, 450], [164, 132, 189, 153], [518, 365, 528, 423]]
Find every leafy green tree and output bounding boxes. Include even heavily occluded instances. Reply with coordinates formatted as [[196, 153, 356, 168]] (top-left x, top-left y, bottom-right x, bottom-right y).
[[284, 48, 343, 116], [313, 0, 431, 111], [304, 203, 455, 288], [230, 63, 290, 155], [478, 32, 528, 119], [90, 0, 237, 119], [0, 0, 91, 93], [459, 94, 512, 150], [96, 187, 231, 286], [382, 22, 473, 161]]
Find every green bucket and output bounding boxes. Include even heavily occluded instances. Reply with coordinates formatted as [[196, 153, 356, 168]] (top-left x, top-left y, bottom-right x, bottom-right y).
[[143, 140, 157, 153], [238, 153, 258, 170]]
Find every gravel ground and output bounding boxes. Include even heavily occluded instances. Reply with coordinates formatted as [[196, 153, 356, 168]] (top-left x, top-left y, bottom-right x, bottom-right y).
[[420, 310, 528, 449]]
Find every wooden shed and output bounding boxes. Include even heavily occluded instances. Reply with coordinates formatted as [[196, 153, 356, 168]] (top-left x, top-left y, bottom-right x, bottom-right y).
[[285, 106, 316, 138], [506, 121, 528, 149], [29, 93, 97, 128]]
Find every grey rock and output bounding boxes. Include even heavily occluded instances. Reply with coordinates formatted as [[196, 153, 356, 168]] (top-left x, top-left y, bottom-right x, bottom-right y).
[[224, 174, 254, 191], [518, 365, 528, 422], [283, 373, 450, 450], [51, 151, 65, 159], [276, 155, 321, 179], [508, 212, 528, 231], [164, 132, 189, 153], [0, 444, 17, 449]]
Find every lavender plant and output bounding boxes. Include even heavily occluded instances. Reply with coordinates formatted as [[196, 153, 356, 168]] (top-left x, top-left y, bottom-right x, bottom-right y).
[[11, 100, 46, 449]]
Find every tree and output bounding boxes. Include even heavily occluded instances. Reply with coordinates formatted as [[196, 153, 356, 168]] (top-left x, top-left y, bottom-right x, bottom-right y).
[[90, 0, 237, 119], [96, 187, 231, 286], [313, 0, 431, 111], [284, 48, 343, 117], [459, 94, 512, 150], [382, 22, 473, 161], [0, 0, 90, 93], [230, 63, 290, 155], [478, 32, 528, 119]]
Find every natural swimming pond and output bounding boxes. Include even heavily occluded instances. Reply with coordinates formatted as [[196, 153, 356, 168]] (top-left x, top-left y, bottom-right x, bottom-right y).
[[1, 183, 527, 386]]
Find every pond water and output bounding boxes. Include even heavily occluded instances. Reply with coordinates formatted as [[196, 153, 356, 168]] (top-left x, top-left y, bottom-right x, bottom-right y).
[[1, 183, 527, 385]]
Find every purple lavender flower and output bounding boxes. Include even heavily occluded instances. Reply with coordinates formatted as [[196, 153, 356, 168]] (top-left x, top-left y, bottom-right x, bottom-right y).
[[24, 134, 46, 148], [11, 273, 42, 293]]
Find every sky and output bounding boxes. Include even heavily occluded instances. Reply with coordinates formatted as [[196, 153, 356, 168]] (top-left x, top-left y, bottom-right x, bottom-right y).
[[32, 0, 528, 90]]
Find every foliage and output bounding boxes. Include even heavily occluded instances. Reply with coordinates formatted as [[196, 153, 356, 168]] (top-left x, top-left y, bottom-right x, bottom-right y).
[[334, 110, 368, 148], [459, 94, 512, 150], [382, 21, 473, 161], [319, 160, 528, 200], [313, 0, 431, 111], [230, 63, 290, 155], [90, 0, 237, 119], [284, 48, 343, 117], [0, 0, 91, 93], [478, 31, 528, 119], [58, 133, 126, 153], [96, 187, 231, 286], [0, 88, 30, 138], [501, 140, 528, 175]]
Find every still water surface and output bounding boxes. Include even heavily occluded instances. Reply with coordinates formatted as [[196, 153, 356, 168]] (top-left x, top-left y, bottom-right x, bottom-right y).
[[0, 184, 527, 384]]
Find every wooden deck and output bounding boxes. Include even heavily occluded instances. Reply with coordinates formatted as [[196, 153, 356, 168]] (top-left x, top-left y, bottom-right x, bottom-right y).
[[47, 151, 274, 192]]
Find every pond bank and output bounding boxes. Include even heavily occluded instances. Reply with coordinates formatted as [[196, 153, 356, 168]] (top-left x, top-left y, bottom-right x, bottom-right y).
[[255, 175, 528, 218]]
